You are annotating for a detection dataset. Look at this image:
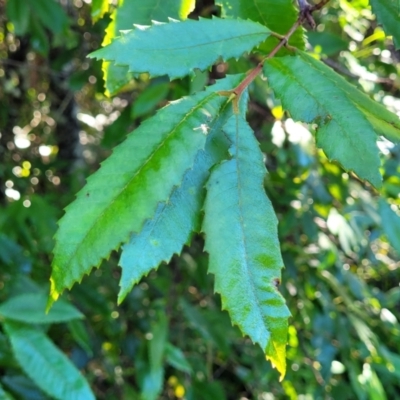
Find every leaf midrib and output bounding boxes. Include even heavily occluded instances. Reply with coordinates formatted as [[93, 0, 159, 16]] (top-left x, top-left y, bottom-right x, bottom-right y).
[[295, 54, 376, 163], [271, 56, 372, 159], [117, 30, 269, 53], [233, 116, 270, 344], [60, 92, 220, 271]]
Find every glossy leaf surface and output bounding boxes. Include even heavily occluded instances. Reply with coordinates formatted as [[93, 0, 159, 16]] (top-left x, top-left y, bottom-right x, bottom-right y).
[[369, 0, 400, 48], [90, 18, 270, 80], [101, 0, 195, 95], [203, 116, 290, 379], [264, 51, 400, 188], [50, 75, 242, 304], [217, 0, 304, 53], [3, 321, 95, 400], [118, 105, 232, 303]]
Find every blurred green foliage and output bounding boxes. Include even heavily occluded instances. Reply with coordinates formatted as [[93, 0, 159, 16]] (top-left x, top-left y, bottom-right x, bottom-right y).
[[0, 0, 400, 399]]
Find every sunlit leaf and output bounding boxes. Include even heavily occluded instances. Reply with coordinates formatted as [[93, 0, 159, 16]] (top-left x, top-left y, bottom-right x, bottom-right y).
[[370, 0, 400, 49], [50, 75, 243, 305], [264, 51, 400, 188], [118, 103, 232, 303], [203, 115, 290, 379], [100, 0, 196, 95], [90, 18, 271, 80], [91, 0, 110, 23]]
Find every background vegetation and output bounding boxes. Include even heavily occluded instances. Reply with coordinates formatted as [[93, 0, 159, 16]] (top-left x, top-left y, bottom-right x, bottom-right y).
[[1, 0, 400, 399]]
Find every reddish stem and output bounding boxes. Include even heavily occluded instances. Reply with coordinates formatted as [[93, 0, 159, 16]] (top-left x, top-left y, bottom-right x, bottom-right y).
[[229, 0, 330, 101]]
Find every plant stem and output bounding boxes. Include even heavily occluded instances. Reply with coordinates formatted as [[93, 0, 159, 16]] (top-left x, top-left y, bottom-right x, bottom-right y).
[[220, 0, 330, 110]]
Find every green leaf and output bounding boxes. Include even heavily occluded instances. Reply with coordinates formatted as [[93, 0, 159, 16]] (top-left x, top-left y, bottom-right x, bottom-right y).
[[216, 0, 304, 53], [101, 0, 195, 95], [202, 115, 290, 380], [90, 18, 271, 80], [67, 320, 93, 356], [165, 343, 193, 373], [50, 75, 243, 305], [118, 103, 233, 303], [378, 198, 400, 254], [369, 0, 400, 49], [131, 82, 170, 119], [30, 16, 49, 55], [264, 51, 400, 188], [180, 300, 230, 353], [33, 0, 69, 35], [3, 321, 95, 400], [0, 292, 83, 324], [102, 106, 132, 148], [91, 0, 110, 22], [149, 311, 168, 374], [140, 311, 168, 400], [306, 31, 349, 56], [6, 0, 30, 35], [360, 363, 387, 400]]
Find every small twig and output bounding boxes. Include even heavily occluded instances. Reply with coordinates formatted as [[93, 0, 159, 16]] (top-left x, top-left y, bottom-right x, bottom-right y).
[[298, 0, 331, 29], [234, 18, 303, 95], [322, 57, 397, 86], [219, 0, 331, 110]]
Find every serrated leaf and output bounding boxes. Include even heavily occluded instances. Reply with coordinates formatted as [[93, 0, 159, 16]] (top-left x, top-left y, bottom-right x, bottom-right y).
[[264, 51, 400, 188], [118, 104, 232, 303], [101, 0, 195, 95], [3, 321, 95, 400], [203, 115, 290, 380], [50, 75, 243, 305], [90, 18, 271, 80], [216, 0, 304, 54], [0, 292, 83, 324], [131, 82, 170, 119], [370, 0, 400, 49]]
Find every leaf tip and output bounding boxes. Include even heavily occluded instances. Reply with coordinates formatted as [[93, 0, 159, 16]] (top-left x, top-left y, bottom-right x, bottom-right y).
[[266, 351, 287, 381], [117, 290, 127, 305], [46, 277, 60, 313]]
